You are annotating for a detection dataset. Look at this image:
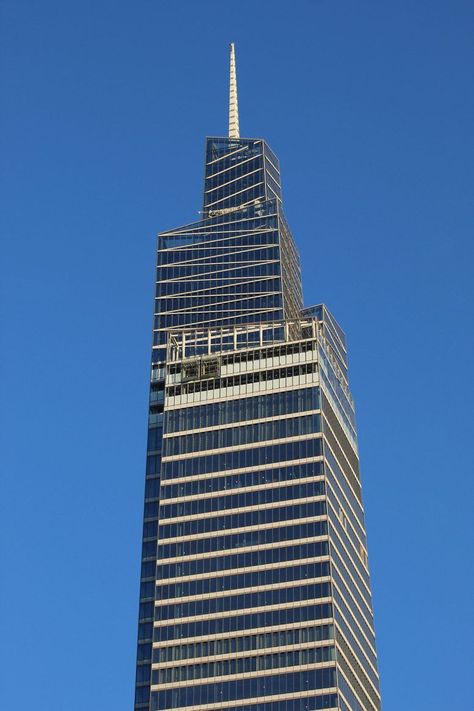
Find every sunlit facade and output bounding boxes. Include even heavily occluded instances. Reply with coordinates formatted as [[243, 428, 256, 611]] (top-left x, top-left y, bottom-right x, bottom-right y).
[[134, 44, 380, 711]]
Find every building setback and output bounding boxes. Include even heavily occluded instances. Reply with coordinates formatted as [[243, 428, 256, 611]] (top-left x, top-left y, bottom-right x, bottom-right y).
[[134, 44, 381, 711]]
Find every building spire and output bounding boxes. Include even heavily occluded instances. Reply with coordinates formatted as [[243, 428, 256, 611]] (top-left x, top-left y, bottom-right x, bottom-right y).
[[228, 42, 240, 139]]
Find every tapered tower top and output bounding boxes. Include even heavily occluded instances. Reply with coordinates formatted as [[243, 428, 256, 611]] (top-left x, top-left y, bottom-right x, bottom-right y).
[[228, 42, 240, 138]]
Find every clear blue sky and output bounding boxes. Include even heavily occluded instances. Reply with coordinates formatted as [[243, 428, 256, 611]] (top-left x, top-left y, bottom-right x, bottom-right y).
[[1, 1, 473, 709]]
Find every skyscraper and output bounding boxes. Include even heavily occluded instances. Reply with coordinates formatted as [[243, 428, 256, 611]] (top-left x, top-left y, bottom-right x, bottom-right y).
[[134, 44, 381, 711]]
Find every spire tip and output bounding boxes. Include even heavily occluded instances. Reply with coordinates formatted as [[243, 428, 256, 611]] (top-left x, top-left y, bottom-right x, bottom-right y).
[[229, 42, 240, 139]]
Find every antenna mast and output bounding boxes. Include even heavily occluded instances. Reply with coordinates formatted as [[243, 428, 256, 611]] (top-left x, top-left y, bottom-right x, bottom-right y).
[[228, 43, 240, 139]]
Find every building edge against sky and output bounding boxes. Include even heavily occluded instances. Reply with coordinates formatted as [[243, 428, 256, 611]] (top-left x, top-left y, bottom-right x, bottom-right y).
[[134, 43, 381, 711]]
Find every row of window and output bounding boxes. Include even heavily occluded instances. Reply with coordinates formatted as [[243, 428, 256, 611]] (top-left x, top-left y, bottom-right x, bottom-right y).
[[158, 290, 280, 312], [337, 671, 376, 711], [157, 438, 322, 481], [326, 487, 362, 559], [266, 170, 281, 199], [162, 224, 277, 246], [154, 582, 331, 623], [152, 645, 335, 684], [156, 275, 280, 297], [150, 667, 337, 709], [139, 600, 154, 620], [331, 545, 373, 622], [158, 236, 279, 267], [164, 363, 317, 398], [142, 689, 338, 711], [158, 461, 323, 500], [319, 361, 355, 434], [220, 338, 315, 366], [205, 142, 262, 170], [157, 260, 278, 286], [333, 591, 377, 677], [155, 297, 281, 325], [156, 305, 282, 331], [159, 259, 278, 282], [153, 623, 334, 663], [325, 449, 365, 534], [321, 324, 348, 371], [329, 507, 370, 591], [144, 476, 160, 502], [203, 204, 276, 226], [205, 172, 264, 203], [156, 480, 325, 520], [153, 602, 333, 643], [334, 609, 378, 688], [142, 519, 159, 540], [160, 209, 277, 249], [323, 426, 356, 508], [162, 415, 320, 457], [264, 147, 280, 173], [158, 247, 279, 273], [158, 290, 281, 318], [135, 664, 151, 683], [130, 689, 320, 711], [156, 521, 327, 560], [137, 642, 152, 662], [205, 196, 277, 218], [155, 307, 283, 335], [205, 156, 263, 189], [205, 139, 261, 170], [161, 234, 278, 257], [332, 569, 375, 647], [330, 546, 372, 627], [157, 499, 326, 539], [155, 541, 330, 582], [337, 632, 380, 708], [185, 694, 339, 711], [206, 183, 266, 211], [165, 388, 319, 433], [319, 321, 347, 364], [146, 427, 163, 455], [205, 177, 271, 208], [155, 562, 331, 602], [139, 581, 155, 601], [158, 247, 279, 274]]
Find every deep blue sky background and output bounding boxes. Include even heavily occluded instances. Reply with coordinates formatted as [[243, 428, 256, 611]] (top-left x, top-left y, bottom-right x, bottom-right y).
[[1, 1, 473, 709]]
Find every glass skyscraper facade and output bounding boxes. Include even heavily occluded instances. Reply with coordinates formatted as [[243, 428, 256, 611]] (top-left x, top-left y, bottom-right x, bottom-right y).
[[134, 44, 380, 711]]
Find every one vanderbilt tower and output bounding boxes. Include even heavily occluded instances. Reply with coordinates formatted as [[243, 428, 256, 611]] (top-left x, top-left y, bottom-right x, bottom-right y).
[[134, 44, 381, 711]]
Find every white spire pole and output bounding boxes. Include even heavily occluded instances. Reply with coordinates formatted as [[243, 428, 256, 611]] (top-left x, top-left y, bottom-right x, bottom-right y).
[[228, 42, 240, 139]]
